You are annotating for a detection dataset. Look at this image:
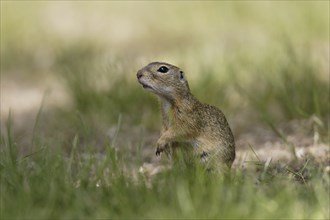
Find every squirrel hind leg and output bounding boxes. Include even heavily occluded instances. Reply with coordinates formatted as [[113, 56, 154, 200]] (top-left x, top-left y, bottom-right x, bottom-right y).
[[201, 151, 233, 173]]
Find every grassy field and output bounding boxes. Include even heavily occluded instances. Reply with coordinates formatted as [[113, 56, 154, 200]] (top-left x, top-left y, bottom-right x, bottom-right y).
[[1, 1, 329, 219]]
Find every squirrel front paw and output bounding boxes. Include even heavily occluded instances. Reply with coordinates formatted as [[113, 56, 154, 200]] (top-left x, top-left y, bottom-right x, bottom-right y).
[[155, 142, 170, 156]]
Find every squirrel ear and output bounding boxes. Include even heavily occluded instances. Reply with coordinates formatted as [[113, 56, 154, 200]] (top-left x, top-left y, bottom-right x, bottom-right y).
[[179, 71, 185, 81]]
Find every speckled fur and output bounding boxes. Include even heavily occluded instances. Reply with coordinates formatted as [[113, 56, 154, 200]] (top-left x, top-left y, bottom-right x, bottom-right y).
[[137, 62, 235, 171]]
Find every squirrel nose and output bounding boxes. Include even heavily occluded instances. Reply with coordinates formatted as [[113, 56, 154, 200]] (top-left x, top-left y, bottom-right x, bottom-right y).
[[137, 71, 143, 79]]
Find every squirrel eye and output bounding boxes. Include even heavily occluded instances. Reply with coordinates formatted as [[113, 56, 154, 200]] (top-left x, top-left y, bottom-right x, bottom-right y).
[[157, 66, 169, 73], [180, 71, 184, 80]]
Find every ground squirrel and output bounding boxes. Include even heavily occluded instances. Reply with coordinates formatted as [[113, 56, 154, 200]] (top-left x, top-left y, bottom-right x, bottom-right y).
[[137, 62, 235, 172]]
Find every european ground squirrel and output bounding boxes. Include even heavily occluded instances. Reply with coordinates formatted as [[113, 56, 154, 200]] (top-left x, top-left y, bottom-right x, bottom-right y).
[[137, 62, 235, 172]]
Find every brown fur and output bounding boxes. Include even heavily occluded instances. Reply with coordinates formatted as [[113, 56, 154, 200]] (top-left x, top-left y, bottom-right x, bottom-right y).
[[137, 62, 235, 171]]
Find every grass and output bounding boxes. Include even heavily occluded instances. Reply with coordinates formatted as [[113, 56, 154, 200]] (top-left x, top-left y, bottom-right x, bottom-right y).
[[1, 119, 329, 219], [1, 1, 329, 219]]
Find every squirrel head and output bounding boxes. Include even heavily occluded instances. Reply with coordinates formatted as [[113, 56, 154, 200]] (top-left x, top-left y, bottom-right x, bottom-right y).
[[137, 62, 190, 101]]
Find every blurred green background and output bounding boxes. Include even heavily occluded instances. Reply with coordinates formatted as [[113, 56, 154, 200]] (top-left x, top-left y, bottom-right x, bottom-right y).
[[1, 1, 329, 219], [2, 1, 329, 147]]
